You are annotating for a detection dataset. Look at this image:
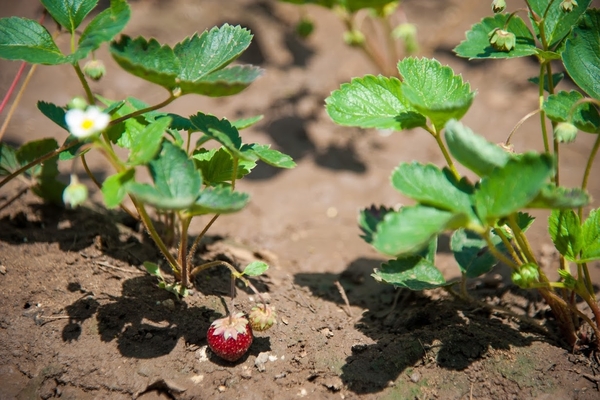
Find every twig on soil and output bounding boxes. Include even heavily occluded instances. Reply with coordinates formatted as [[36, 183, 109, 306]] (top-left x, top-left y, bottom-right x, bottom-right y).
[[34, 315, 70, 326], [334, 281, 352, 317], [582, 373, 600, 383], [94, 260, 144, 275]]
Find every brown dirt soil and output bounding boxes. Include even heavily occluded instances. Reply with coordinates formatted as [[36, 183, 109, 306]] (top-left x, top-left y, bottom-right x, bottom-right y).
[[2, 0, 600, 399]]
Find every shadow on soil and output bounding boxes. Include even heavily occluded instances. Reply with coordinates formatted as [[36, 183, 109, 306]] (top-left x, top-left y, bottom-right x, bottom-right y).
[[295, 256, 552, 395]]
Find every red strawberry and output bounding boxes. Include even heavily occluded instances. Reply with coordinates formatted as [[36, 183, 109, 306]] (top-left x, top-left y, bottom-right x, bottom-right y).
[[206, 312, 253, 362]]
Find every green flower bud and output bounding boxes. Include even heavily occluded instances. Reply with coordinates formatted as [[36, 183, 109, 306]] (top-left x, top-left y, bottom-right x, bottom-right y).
[[393, 23, 419, 55], [83, 59, 106, 81], [560, 0, 578, 12], [67, 96, 88, 110], [555, 121, 578, 143], [489, 29, 516, 52], [63, 175, 88, 208], [343, 29, 366, 47], [492, 0, 506, 13], [296, 17, 314, 38], [512, 263, 539, 288]]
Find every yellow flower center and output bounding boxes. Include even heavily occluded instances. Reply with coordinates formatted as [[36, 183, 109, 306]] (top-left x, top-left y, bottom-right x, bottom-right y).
[[81, 119, 94, 130]]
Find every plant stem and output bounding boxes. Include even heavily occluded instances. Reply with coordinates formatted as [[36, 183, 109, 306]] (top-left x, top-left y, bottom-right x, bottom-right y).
[[538, 287, 579, 347], [507, 215, 537, 264], [537, 64, 551, 154], [431, 127, 459, 180], [110, 94, 177, 126], [495, 227, 524, 266], [73, 63, 95, 105], [179, 216, 191, 288], [505, 108, 541, 145], [0, 64, 38, 143], [483, 230, 519, 270]]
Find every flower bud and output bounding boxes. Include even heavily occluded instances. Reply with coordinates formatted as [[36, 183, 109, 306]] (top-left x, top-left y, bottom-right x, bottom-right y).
[[83, 59, 106, 81], [67, 96, 88, 110], [63, 174, 88, 208], [554, 121, 578, 143], [492, 0, 506, 13], [560, 0, 578, 12], [512, 263, 539, 288], [489, 29, 516, 52], [393, 23, 418, 55], [343, 29, 366, 47]]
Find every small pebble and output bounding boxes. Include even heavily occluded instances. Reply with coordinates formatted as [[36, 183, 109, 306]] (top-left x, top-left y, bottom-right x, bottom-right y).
[[162, 299, 175, 310], [217, 385, 226, 393], [145, 332, 153, 339], [0, 265, 6, 275], [410, 371, 421, 383]]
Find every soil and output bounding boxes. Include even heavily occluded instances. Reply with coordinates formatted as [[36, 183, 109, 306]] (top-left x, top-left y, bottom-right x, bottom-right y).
[[1, 0, 600, 399]]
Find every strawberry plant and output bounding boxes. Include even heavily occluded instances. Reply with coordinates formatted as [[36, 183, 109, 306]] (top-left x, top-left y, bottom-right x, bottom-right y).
[[279, 0, 418, 76], [0, 0, 295, 301], [325, 0, 600, 349]]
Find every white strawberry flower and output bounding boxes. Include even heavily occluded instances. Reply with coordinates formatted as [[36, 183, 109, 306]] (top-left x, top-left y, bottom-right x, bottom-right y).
[[65, 106, 110, 139]]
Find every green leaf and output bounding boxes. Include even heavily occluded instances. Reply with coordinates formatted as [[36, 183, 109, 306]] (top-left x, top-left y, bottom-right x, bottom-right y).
[[528, 72, 564, 93], [16, 138, 64, 204], [101, 169, 135, 208], [232, 115, 263, 130], [0, 17, 66, 64], [372, 256, 446, 290], [581, 209, 600, 262], [373, 205, 458, 257], [451, 229, 502, 278], [548, 209, 582, 261], [563, 9, 600, 100], [71, 0, 130, 62], [454, 13, 537, 59], [127, 117, 171, 166], [244, 144, 296, 169], [189, 113, 250, 159], [527, 184, 590, 209], [127, 141, 201, 210], [325, 75, 426, 131], [143, 261, 163, 279], [398, 58, 475, 131], [110, 24, 261, 96], [188, 186, 249, 215], [40, 0, 98, 33], [167, 113, 194, 131], [528, 0, 592, 49], [445, 119, 512, 177], [474, 153, 554, 222], [543, 90, 600, 133], [391, 162, 475, 217], [358, 205, 394, 244], [193, 148, 256, 185], [37, 101, 68, 131], [242, 261, 269, 276], [0, 143, 19, 176]]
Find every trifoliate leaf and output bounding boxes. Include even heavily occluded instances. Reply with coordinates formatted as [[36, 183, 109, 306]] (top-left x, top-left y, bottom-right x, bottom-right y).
[[325, 75, 426, 131]]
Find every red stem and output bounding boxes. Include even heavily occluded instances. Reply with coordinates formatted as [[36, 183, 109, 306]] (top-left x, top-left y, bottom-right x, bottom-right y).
[[0, 63, 27, 115]]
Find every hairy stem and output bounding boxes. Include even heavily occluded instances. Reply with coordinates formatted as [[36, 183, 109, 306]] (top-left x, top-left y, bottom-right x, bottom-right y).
[[73, 63, 95, 105], [110, 94, 177, 126]]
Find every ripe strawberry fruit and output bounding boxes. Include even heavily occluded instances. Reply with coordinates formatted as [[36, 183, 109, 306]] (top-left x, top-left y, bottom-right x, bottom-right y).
[[206, 312, 253, 362]]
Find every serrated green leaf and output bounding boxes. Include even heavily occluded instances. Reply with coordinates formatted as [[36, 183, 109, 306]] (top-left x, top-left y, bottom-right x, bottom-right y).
[[189, 113, 250, 159], [0, 17, 66, 64], [372, 256, 446, 290], [70, 0, 130, 62], [193, 147, 256, 185], [40, 0, 98, 33], [391, 162, 475, 217], [398, 58, 475, 131], [127, 141, 201, 210], [528, 0, 592, 49], [543, 90, 600, 133], [451, 228, 502, 278], [373, 205, 458, 257], [244, 144, 296, 169], [358, 205, 394, 244], [127, 117, 171, 166], [232, 115, 263, 130], [188, 186, 249, 215], [528, 72, 564, 93], [37, 101, 68, 131], [454, 14, 537, 59], [549, 209, 582, 260], [178, 65, 263, 97], [0, 143, 19, 175], [563, 9, 600, 100], [325, 75, 426, 131], [243, 261, 269, 276], [101, 169, 134, 208], [444, 119, 512, 177], [527, 184, 590, 209], [167, 113, 195, 131], [474, 153, 554, 222], [581, 209, 600, 262]]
